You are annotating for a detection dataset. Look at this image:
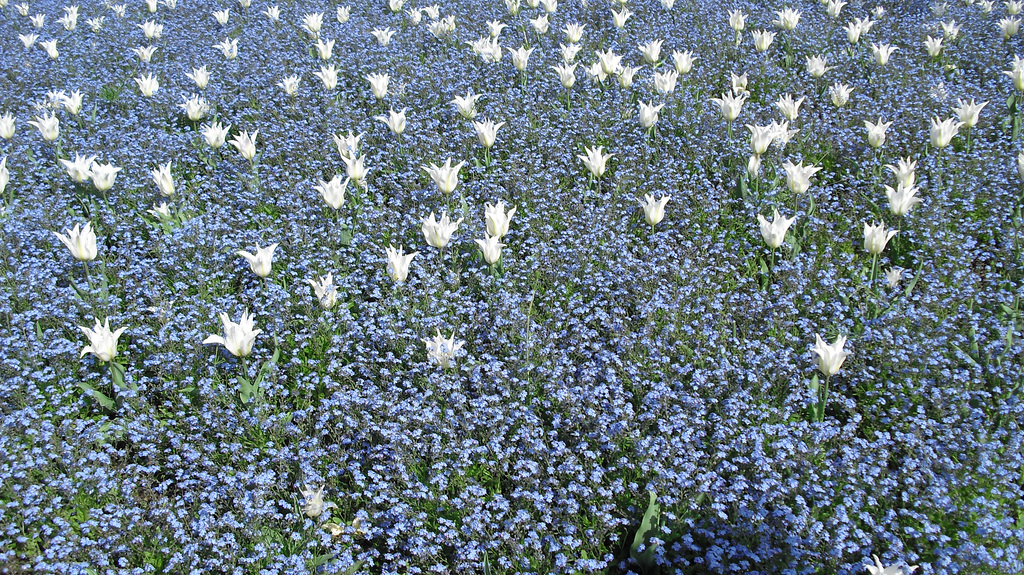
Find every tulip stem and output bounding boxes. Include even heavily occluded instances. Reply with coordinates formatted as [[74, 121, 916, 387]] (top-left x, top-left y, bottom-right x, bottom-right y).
[[817, 375, 831, 423], [870, 253, 879, 287]]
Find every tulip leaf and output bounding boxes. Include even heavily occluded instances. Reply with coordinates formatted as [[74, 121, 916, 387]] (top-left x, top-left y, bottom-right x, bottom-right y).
[[630, 489, 661, 569], [79, 382, 115, 411], [809, 373, 819, 392], [109, 361, 126, 391], [339, 227, 353, 247]]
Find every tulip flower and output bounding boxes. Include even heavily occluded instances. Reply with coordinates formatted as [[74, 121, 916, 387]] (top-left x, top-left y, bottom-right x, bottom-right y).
[[316, 65, 339, 90], [213, 8, 229, 24], [473, 119, 504, 150], [774, 8, 800, 30], [39, 39, 59, 59], [806, 55, 830, 78], [188, 66, 211, 90], [451, 90, 481, 119], [711, 92, 747, 132], [757, 208, 795, 249], [673, 50, 697, 75], [929, 116, 963, 149], [639, 101, 664, 130], [0, 113, 14, 140], [421, 211, 463, 249], [871, 43, 897, 66], [747, 124, 776, 156], [776, 94, 804, 122], [924, 36, 943, 57], [552, 63, 577, 89], [1000, 16, 1021, 39], [485, 200, 516, 238], [19, 33, 38, 49], [654, 70, 678, 95], [333, 132, 364, 160], [746, 154, 762, 179], [342, 154, 369, 189], [728, 9, 746, 32], [54, 222, 98, 262], [406, 8, 423, 25], [578, 145, 613, 180], [475, 233, 505, 266], [885, 156, 917, 188], [303, 12, 324, 37], [79, 318, 127, 363], [953, 98, 987, 128], [422, 328, 464, 369], [508, 46, 534, 73], [865, 554, 918, 575], [830, 83, 853, 107], [139, 20, 163, 39], [237, 243, 278, 278], [306, 273, 338, 310], [863, 221, 897, 255], [385, 244, 418, 283], [60, 154, 98, 184], [90, 162, 122, 192], [611, 6, 631, 29], [422, 158, 465, 195], [639, 194, 670, 227], [62, 91, 84, 116], [337, 6, 350, 22], [278, 75, 301, 97], [812, 334, 850, 377], [782, 160, 822, 195], [560, 43, 581, 64], [885, 184, 923, 216], [229, 129, 259, 161], [151, 162, 174, 197], [864, 118, 892, 149], [752, 29, 775, 52], [148, 202, 172, 221], [315, 39, 334, 60], [202, 121, 231, 149], [375, 108, 407, 136], [1018, 151, 1024, 182], [179, 95, 210, 121], [0, 158, 7, 197], [135, 73, 160, 97], [315, 175, 349, 210], [29, 113, 59, 142], [563, 23, 585, 43], [637, 39, 663, 65], [885, 268, 903, 288], [299, 484, 338, 518], [214, 38, 239, 60], [203, 310, 261, 358], [366, 73, 390, 100]]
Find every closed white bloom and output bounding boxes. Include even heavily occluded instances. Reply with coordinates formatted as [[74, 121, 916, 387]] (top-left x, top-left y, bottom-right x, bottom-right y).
[[711, 91, 747, 122], [89, 161, 121, 192], [924, 36, 943, 57], [135, 73, 159, 97], [134, 45, 157, 63], [375, 108, 407, 136], [1000, 16, 1021, 39], [202, 121, 230, 149], [306, 274, 338, 310], [278, 75, 301, 97], [752, 29, 775, 52], [229, 129, 259, 161], [485, 200, 516, 238], [953, 98, 987, 128], [812, 334, 850, 377], [237, 243, 278, 278], [746, 154, 762, 179], [747, 124, 776, 156], [864, 221, 897, 254], [885, 184, 923, 216], [473, 119, 505, 148], [302, 12, 324, 37], [60, 153, 98, 183], [864, 117, 892, 148], [315, 175, 349, 210], [422, 328, 464, 369], [475, 233, 505, 265], [673, 50, 697, 74], [422, 158, 466, 195], [421, 211, 463, 249], [315, 65, 339, 90], [342, 154, 369, 188], [371, 27, 395, 46], [654, 70, 679, 95], [611, 6, 631, 29], [886, 156, 917, 188], [203, 310, 262, 358], [639, 194, 670, 226], [79, 318, 127, 363], [0, 113, 15, 140], [776, 94, 804, 122], [929, 116, 963, 148], [179, 94, 210, 121], [830, 82, 853, 107], [530, 14, 549, 34], [151, 162, 174, 197], [806, 55, 830, 78], [577, 145, 612, 178], [639, 101, 664, 129], [774, 8, 801, 30], [54, 222, 98, 261], [188, 66, 211, 90], [871, 43, 897, 66], [552, 62, 577, 88], [315, 38, 334, 60], [40, 39, 59, 60], [366, 73, 390, 100], [337, 6, 350, 23], [783, 160, 822, 194], [384, 244, 418, 283], [145, 0, 157, 12], [213, 8, 229, 24], [139, 20, 163, 39], [638, 39, 663, 64], [563, 22, 585, 43], [757, 208, 795, 249], [728, 9, 746, 32]]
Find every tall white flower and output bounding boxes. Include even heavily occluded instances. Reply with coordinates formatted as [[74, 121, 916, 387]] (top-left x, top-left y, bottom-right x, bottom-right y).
[[203, 310, 262, 357]]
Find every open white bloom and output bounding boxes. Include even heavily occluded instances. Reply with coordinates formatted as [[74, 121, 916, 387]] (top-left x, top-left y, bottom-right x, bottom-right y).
[[302, 12, 324, 37], [89, 161, 121, 192], [488, 19, 508, 38], [375, 108, 407, 136], [729, 9, 746, 32], [611, 6, 631, 29], [79, 319, 127, 363], [366, 73, 389, 100], [422, 328, 464, 368], [812, 334, 850, 377], [0, 158, 7, 196], [1000, 16, 1021, 39], [29, 113, 60, 141], [315, 65, 339, 90], [188, 66, 211, 89], [552, 62, 577, 88], [134, 45, 157, 63], [237, 243, 278, 278], [752, 29, 775, 52], [300, 484, 338, 518], [406, 8, 423, 25], [333, 131, 364, 160], [306, 274, 338, 310], [59, 5, 78, 31], [597, 48, 623, 76], [885, 184, 923, 216], [783, 160, 822, 195], [924, 36, 943, 57], [421, 211, 463, 249], [747, 124, 776, 156], [135, 73, 159, 97], [953, 98, 987, 128], [427, 15, 456, 39], [871, 43, 897, 66], [541, 0, 557, 13], [530, 14, 549, 34], [475, 233, 505, 265], [826, 0, 847, 18], [315, 38, 334, 60], [202, 121, 231, 149], [563, 22, 585, 43], [845, 16, 874, 44], [388, 0, 404, 12], [774, 7, 801, 30], [151, 162, 174, 197], [214, 37, 239, 60], [864, 554, 918, 575], [929, 116, 963, 148], [229, 130, 259, 161], [941, 19, 960, 40], [422, 158, 466, 195], [384, 244, 418, 283], [213, 8, 229, 24], [758, 208, 795, 249], [179, 95, 210, 121], [473, 119, 505, 149], [148, 202, 172, 220], [422, 4, 441, 19], [654, 70, 679, 95], [638, 39, 663, 64], [864, 221, 898, 254], [485, 201, 516, 238], [885, 268, 903, 288], [806, 55, 830, 78], [886, 156, 917, 188], [337, 6, 351, 22], [711, 91, 747, 122], [30, 13, 45, 28], [315, 174, 349, 210], [617, 65, 641, 89], [54, 222, 98, 261], [203, 310, 261, 357], [139, 20, 163, 39], [864, 117, 892, 148], [776, 94, 804, 122], [730, 72, 749, 95], [264, 6, 280, 21], [278, 75, 301, 97], [61, 153, 98, 183], [639, 194, 670, 227], [673, 50, 697, 75], [639, 101, 665, 129], [830, 82, 853, 107], [578, 145, 612, 179], [19, 33, 39, 49], [371, 27, 395, 46], [508, 46, 534, 72]]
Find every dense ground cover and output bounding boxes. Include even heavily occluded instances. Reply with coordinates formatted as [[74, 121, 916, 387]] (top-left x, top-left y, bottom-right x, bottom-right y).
[[0, 0, 1022, 572]]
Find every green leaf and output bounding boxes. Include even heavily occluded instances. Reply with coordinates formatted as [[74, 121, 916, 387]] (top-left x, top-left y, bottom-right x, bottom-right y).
[[630, 490, 661, 569], [759, 257, 768, 275], [339, 226, 353, 247], [808, 373, 819, 392], [79, 383, 115, 410], [239, 376, 254, 403], [110, 361, 126, 390]]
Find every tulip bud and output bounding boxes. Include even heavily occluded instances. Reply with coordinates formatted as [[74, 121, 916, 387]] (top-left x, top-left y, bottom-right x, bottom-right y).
[[152, 162, 174, 197]]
